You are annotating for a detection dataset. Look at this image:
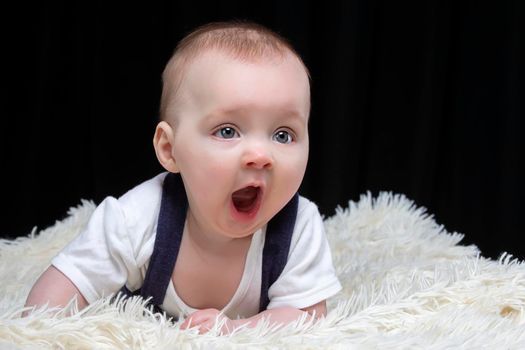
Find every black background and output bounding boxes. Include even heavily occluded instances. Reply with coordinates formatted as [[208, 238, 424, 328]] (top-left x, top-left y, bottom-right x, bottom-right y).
[[3, 1, 524, 260]]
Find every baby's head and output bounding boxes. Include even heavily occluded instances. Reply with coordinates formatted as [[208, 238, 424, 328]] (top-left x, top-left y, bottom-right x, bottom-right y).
[[159, 21, 310, 126], [154, 21, 311, 238]]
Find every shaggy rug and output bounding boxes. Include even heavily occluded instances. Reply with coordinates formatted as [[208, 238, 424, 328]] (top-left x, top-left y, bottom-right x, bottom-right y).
[[0, 193, 524, 349]]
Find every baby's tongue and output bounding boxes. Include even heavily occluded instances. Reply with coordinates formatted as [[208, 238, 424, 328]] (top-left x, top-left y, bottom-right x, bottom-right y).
[[232, 186, 259, 212]]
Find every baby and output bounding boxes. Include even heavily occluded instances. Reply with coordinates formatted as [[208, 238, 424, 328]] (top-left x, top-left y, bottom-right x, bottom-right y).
[[25, 21, 342, 334]]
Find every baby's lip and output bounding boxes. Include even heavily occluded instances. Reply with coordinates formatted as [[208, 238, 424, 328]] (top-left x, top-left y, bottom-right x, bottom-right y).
[[232, 181, 265, 193]]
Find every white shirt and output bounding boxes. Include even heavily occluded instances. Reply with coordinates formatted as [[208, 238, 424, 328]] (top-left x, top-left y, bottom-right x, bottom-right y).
[[52, 173, 342, 319]]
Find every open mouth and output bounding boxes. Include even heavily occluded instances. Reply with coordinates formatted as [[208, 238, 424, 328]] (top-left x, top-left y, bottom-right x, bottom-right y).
[[231, 186, 261, 214]]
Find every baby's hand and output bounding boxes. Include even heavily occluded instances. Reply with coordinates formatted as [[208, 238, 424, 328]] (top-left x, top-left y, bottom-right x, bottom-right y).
[[180, 308, 236, 335]]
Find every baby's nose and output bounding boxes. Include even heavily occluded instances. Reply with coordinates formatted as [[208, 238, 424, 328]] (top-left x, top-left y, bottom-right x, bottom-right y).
[[242, 144, 273, 170]]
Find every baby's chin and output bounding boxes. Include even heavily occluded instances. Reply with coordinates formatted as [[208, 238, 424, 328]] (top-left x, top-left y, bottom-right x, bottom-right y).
[[219, 212, 270, 239]]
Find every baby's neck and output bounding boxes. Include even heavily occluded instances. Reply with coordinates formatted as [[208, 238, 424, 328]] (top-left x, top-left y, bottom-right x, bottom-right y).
[[185, 212, 252, 255]]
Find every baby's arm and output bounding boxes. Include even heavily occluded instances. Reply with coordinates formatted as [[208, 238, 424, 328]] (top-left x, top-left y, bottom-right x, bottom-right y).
[[24, 265, 88, 315], [181, 300, 326, 334]]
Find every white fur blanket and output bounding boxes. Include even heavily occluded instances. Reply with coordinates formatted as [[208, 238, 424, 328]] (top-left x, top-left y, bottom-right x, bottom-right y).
[[1, 193, 524, 349]]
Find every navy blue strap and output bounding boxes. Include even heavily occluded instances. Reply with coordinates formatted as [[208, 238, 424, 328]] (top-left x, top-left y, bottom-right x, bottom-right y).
[[139, 172, 187, 307], [259, 193, 299, 312]]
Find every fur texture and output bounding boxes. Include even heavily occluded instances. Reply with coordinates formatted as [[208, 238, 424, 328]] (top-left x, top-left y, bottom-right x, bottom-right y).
[[1, 193, 524, 349]]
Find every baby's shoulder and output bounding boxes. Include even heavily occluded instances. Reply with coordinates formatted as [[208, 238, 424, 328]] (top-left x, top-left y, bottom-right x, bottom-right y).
[[291, 195, 324, 240], [113, 173, 166, 230], [283, 195, 327, 259], [118, 172, 167, 211], [109, 172, 168, 258], [297, 195, 322, 217]]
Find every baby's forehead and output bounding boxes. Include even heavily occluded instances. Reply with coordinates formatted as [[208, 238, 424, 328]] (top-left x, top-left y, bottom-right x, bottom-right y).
[[183, 50, 310, 94], [180, 49, 310, 116], [187, 48, 293, 71], [187, 50, 310, 89], [161, 47, 311, 123]]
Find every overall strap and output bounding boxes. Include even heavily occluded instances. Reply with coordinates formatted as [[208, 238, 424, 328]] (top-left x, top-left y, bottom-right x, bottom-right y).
[[259, 193, 299, 312], [139, 172, 187, 307]]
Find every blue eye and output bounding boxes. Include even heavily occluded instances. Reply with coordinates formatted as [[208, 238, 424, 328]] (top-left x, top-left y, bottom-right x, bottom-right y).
[[214, 126, 238, 139], [273, 130, 293, 144]]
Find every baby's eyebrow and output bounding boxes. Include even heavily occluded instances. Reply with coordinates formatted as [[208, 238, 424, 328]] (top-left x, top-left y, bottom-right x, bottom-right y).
[[210, 106, 250, 117], [277, 109, 306, 121], [201, 108, 242, 126], [209, 106, 306, 121], [269, 110, 310, 129]]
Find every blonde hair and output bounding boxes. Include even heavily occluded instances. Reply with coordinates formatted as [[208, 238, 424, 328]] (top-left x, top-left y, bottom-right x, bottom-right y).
[[159, 21, 310, 122]]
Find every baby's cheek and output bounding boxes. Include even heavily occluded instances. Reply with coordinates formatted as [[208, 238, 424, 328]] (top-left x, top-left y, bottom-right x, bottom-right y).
[[284, 153, 308, 183]]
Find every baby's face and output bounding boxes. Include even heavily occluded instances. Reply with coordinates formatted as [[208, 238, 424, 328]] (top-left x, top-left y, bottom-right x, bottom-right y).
[[168, 50, 310, 239]]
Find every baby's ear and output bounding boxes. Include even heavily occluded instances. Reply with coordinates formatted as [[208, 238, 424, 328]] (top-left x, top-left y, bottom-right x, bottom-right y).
[[153, 121, 180, 173]]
